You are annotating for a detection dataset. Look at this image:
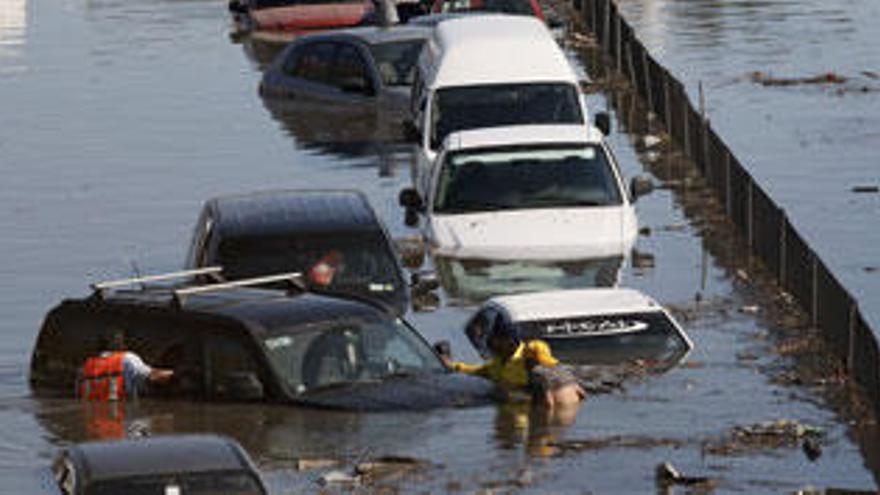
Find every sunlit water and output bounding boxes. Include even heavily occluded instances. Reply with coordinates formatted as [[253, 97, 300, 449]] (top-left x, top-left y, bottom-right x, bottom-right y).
[[617, 0, 880, 330], [0, 0, 876, 492]]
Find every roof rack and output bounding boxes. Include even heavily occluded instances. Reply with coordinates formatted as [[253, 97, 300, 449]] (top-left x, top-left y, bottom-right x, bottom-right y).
[[91, 267, 223, 298], [172, 272, 304, 308]]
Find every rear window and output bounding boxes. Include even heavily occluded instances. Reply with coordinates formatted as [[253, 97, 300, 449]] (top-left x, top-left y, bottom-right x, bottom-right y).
[[515, 311, 690, 365], [431, 82, 582, 149]]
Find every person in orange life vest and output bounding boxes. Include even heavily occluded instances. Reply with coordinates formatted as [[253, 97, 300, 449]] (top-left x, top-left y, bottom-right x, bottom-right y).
[[78, 330, 174, 401], [442, 318, 586, 408], [308, 250, 344, 288]]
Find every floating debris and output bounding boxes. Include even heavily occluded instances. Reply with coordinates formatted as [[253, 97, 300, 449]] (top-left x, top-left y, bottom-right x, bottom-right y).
[[655, 461, 716, 487], [643, 134, 663, 149], [749, 71, 848, 86], [851, 185, 879, 193], [294, 458, 341, 471], [739, 305, 760, 315], [319, 469, 360, 486], [355, 455, 430, 481], [705, 419, 824, 456], [551, 435, 683, 453]]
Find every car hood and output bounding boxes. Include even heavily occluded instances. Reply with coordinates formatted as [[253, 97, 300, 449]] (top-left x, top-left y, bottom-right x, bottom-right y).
[[295, 372, 500, 411], [428, 207, 637, 260]]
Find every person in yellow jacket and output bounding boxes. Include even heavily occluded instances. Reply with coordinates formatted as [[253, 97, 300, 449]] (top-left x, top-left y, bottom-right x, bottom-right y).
[[442, 318, 586, 408]]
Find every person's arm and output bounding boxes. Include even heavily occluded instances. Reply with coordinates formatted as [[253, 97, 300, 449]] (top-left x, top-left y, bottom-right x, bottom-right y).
[[126, 353, 173, 384], [440, 354, 489, 376]]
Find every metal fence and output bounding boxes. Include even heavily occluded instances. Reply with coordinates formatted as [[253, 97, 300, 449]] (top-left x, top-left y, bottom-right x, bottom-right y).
[[577, 0, 880, 416]]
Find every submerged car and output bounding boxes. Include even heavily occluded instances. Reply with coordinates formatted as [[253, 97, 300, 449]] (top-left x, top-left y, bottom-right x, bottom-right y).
[[51, 434, 267, 495], [30, 270, 496, 411], [464, 288, 693, 366], [260, 25, 430, 112], [399, 124, 653, 259], [229, 0, 376, 32], [185, 189, 427, 315]]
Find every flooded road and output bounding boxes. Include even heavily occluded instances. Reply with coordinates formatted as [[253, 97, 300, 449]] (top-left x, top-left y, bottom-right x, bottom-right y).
[[617, 0, 880, 330], [0, 0, 877, 492]]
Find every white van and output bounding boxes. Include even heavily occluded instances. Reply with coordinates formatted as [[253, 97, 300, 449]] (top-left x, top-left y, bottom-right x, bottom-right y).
[[408, 15, 591, 171], [399, 124, 653, 259]]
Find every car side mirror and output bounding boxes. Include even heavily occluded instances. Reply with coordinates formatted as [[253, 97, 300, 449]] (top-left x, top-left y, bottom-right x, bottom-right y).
[[410, 270, 439, 294], [399, 188, 424, 211], [630, 175, 654, 201], [403, 119, 420, 143], [433, 340, 451, 359], [594, 112, 611, 136]]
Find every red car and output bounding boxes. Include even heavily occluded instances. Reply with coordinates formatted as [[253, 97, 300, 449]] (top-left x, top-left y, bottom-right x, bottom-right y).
[[430, 0, 544, 21], [230, 0, 376, 32]]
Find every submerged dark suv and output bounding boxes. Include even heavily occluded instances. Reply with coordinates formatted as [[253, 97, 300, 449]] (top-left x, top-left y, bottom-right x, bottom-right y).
[[184, 189, 433, 316], [30, 270, 494, 411]]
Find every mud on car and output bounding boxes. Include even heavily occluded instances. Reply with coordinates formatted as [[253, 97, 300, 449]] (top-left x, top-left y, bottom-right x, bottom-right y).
[[30, 270, 495, 411]]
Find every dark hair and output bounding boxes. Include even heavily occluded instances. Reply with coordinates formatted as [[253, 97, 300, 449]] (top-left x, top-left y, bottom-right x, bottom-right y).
[[490, 318, 520, 346]]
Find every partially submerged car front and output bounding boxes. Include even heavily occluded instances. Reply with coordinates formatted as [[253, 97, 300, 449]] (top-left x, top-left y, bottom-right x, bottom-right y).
[[401, 124, 652, 260]]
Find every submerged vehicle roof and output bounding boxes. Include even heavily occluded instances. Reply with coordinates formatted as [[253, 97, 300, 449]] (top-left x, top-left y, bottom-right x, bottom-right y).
[[205, 189, 385, 239], [79, 284, 394, 334], [291, 24, 431, 45], [422, 14, 575, 87], [486, 288, 667, 322], [441, 124, 605, 152], [65, 435, 257, 482]]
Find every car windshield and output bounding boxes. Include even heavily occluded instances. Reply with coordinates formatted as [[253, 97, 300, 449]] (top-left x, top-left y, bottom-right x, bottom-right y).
[[434, 144, 622, 214], [430, 83, 582, 149], [369, 39, 425, 87], [216, 232, 406, 311], [514, 311, 690, 366], [88, 471, 263, 495], [263, 317, 445, 394]]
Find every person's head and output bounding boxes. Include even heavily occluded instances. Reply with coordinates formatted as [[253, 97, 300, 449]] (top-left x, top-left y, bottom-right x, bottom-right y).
[[487, 318, 520, 359], [97, 328, 126, 352]]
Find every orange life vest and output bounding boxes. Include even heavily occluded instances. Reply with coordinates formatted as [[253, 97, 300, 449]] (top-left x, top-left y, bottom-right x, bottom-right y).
[[79, 352, 127, 401]]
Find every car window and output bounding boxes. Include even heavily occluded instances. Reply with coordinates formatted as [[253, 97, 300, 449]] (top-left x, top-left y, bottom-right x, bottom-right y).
[[482, 0, 534, 15], [290, 42, 336, 84], [435, 144, 622, 213], [369, 40, 425, 87], [263, 317, 444, 393], [184, 471, 264, 495], [205, 335, 263, 400], [431, 83, 582, 150], [516, 311, 691, 365], [331, 44, 372, 95], [465, 308, 498, 358]]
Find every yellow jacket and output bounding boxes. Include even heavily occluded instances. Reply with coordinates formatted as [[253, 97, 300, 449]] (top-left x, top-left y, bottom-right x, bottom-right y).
[[451, 340, 559, 389]]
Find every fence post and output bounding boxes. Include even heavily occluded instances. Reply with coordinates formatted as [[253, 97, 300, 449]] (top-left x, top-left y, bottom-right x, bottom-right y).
[[626, 40, 636, 87], [699, 82, 711, 185], [615, 12, 622, 71], [779, 213, 787, 283], [663, 75, 671, 135], [602, 0, 610, 49], [725, 151, 732, 216], [811, 254, 819, 327], [848, 302, 858, 373], [747, 181, 754, 250], [682, 95, 691, 158]]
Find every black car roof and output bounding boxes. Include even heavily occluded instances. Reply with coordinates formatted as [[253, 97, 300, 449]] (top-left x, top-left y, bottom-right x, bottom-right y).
[[207, 189, 384, 239], [93, 286, 392, 336], [67, 435, 254, 482]]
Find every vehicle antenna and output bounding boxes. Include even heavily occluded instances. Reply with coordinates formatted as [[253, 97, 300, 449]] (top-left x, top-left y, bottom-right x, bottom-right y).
[[129, 258, 146, 290]]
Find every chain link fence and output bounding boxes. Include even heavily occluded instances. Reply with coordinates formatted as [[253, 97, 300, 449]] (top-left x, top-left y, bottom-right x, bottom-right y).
[[576, 0, 880, 417]]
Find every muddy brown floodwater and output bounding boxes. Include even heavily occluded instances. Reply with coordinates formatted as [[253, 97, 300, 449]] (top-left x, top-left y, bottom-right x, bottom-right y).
[[0, 0, 877, 493]]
